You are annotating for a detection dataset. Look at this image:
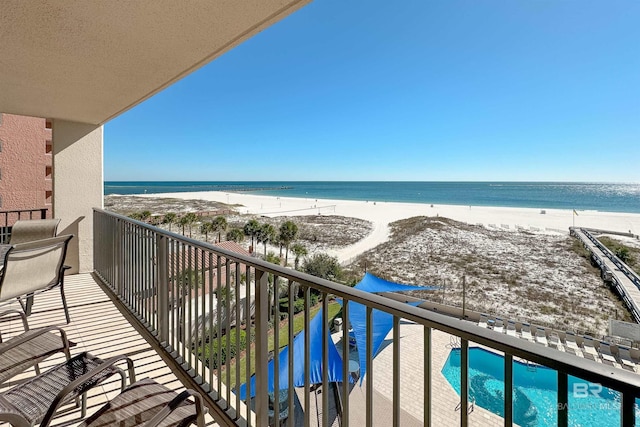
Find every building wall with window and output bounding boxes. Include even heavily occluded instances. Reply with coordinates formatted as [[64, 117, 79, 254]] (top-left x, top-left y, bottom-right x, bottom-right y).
[[0, 113, 52, 218]]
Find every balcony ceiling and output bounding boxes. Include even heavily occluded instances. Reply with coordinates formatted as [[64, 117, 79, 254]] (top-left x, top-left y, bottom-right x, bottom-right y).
[[0, 0, 310, 125]]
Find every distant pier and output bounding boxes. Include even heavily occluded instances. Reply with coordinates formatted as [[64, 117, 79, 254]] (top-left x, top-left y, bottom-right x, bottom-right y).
[[571, 227, 640, 323]]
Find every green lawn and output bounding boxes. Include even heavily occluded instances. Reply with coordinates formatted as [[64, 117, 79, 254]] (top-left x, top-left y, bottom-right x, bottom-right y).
[[220, 300, 341, 389]]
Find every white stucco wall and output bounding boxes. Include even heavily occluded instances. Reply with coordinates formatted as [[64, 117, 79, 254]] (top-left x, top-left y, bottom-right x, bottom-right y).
[[52, 120, 103, 273]]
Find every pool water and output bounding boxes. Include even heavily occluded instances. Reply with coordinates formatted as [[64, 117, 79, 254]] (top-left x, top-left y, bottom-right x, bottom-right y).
[[441, 348, 639, 427]]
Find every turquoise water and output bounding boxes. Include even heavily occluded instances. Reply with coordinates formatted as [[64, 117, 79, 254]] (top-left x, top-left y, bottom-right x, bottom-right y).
[[441, 348, 639, 427], [104, 181, 640, 213]]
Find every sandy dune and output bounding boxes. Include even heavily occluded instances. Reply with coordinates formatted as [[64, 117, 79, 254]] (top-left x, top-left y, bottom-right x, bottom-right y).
[[137, 190, 640, 261]]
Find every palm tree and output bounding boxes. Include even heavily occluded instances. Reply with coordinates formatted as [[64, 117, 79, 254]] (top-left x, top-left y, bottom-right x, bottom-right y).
[[212, 216, 227, 242], [184, 212, 198, 238], [265, 251, 281, 265], [218, 284, 236, 309], [178, 216, 190, 235], [164, 212, 176, 232], [226, 228, 244, 243], [257, 223, 276, 258], [243, 219, 260, 252], [291, 243, 307, 270], [200, 221, 213, 242], [279, 221, 299, 266], [265, 251, 282, 321], [175, 267, 202, 340], [274, 233, 283, 258], [140, 210, 152, 222]]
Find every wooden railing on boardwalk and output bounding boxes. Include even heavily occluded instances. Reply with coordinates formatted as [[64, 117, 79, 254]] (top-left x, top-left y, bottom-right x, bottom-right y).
[[571, 227, 640, 322]]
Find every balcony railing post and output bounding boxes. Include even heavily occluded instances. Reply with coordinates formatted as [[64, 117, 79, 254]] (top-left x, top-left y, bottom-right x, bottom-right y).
[[557, 371, 568, 427], [116, 218, 123, 295], [254, 268, 269, 427], [40, 208, 47, 219], [424, 326, 431, 426], [504, 354, 513, 427], [622, 389, 636, 427], [157, 234, 169, 344], [392, 315, 400, 427], [461, 338, 469, 427]]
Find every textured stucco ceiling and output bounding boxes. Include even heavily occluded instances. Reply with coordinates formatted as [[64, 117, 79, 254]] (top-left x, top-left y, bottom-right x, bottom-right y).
[[0, 0, 311, 125]]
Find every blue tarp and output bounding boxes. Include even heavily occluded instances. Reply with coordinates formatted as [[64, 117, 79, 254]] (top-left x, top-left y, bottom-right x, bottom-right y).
[[239, 308, 350, 399], [349, 273, 438, 384], [239, 273, 437, 398], [354, 272, 435, 294], [348, 300, 421, 385]]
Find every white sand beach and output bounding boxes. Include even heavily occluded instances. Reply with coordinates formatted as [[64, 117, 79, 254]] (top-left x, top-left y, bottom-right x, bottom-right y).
[[137, 190, 640, 261]]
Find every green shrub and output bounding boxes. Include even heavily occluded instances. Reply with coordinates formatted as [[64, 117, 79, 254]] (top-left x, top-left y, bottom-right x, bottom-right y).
[[279, 297, 309, 314], [199, 328, 254, 369], [294, 298, 306, 313], [310, 293, 319, 306], [302, 253, 343, 282]]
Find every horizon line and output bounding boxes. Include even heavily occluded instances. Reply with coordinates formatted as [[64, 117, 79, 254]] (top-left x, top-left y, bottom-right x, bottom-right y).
[[104, 180, 639, 184]]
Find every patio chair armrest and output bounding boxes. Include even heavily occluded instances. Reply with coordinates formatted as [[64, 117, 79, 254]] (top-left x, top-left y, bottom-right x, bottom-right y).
[[0, 411, 31, 427], [0, 309, 29, 333], [0, 325, 70, 356], [145, 389, 207, 427], [40, 354, 136, 427]]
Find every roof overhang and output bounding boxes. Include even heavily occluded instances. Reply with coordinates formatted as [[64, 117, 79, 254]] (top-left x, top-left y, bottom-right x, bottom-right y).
[[0, 0, 311, 125]]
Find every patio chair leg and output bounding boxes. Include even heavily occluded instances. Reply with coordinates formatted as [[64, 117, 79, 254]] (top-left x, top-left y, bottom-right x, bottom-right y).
[[118, 369, 127, 391], [81, 392, 87, 418], [17, 294, 34, 316], [26, 295, 34, 316], [60, 283, 70, 324]]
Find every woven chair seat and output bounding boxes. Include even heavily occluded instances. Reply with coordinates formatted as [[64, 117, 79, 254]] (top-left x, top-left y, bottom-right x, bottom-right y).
[[80, 378, 200, 427], [0, 352, 121, 425], [0, 328, 68, 385]]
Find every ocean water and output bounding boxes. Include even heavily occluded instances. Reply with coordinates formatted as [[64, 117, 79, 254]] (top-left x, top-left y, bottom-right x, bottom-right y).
[[104, 181, 640, 214]]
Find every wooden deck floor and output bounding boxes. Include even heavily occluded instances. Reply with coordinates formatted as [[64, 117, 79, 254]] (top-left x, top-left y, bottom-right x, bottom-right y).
[[0, 273, 218, 426]]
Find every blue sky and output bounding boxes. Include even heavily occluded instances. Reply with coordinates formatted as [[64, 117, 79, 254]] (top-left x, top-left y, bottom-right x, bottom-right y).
[[105, 0, 640, 182]]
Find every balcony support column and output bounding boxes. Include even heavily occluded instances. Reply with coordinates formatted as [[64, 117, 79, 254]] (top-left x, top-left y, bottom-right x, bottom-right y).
[[52, 120, 103, 273]]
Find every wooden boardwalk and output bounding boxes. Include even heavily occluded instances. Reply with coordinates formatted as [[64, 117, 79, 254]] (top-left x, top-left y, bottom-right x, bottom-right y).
[[571, 227, 640, 323]]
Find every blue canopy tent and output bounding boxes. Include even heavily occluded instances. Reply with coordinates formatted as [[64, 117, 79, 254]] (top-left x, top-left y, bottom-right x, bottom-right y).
[[348, 273, 438, 384], [239, 308, 351, 400], [352, 272, 434, 294]]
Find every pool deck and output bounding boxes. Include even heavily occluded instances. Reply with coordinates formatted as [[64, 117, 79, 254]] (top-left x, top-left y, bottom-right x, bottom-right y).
[[370, 323, 511, 427], [287, 322, 513, 426]]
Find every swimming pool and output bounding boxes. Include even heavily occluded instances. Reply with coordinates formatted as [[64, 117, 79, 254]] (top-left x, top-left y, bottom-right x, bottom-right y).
[[441, 347, 639, 427]]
